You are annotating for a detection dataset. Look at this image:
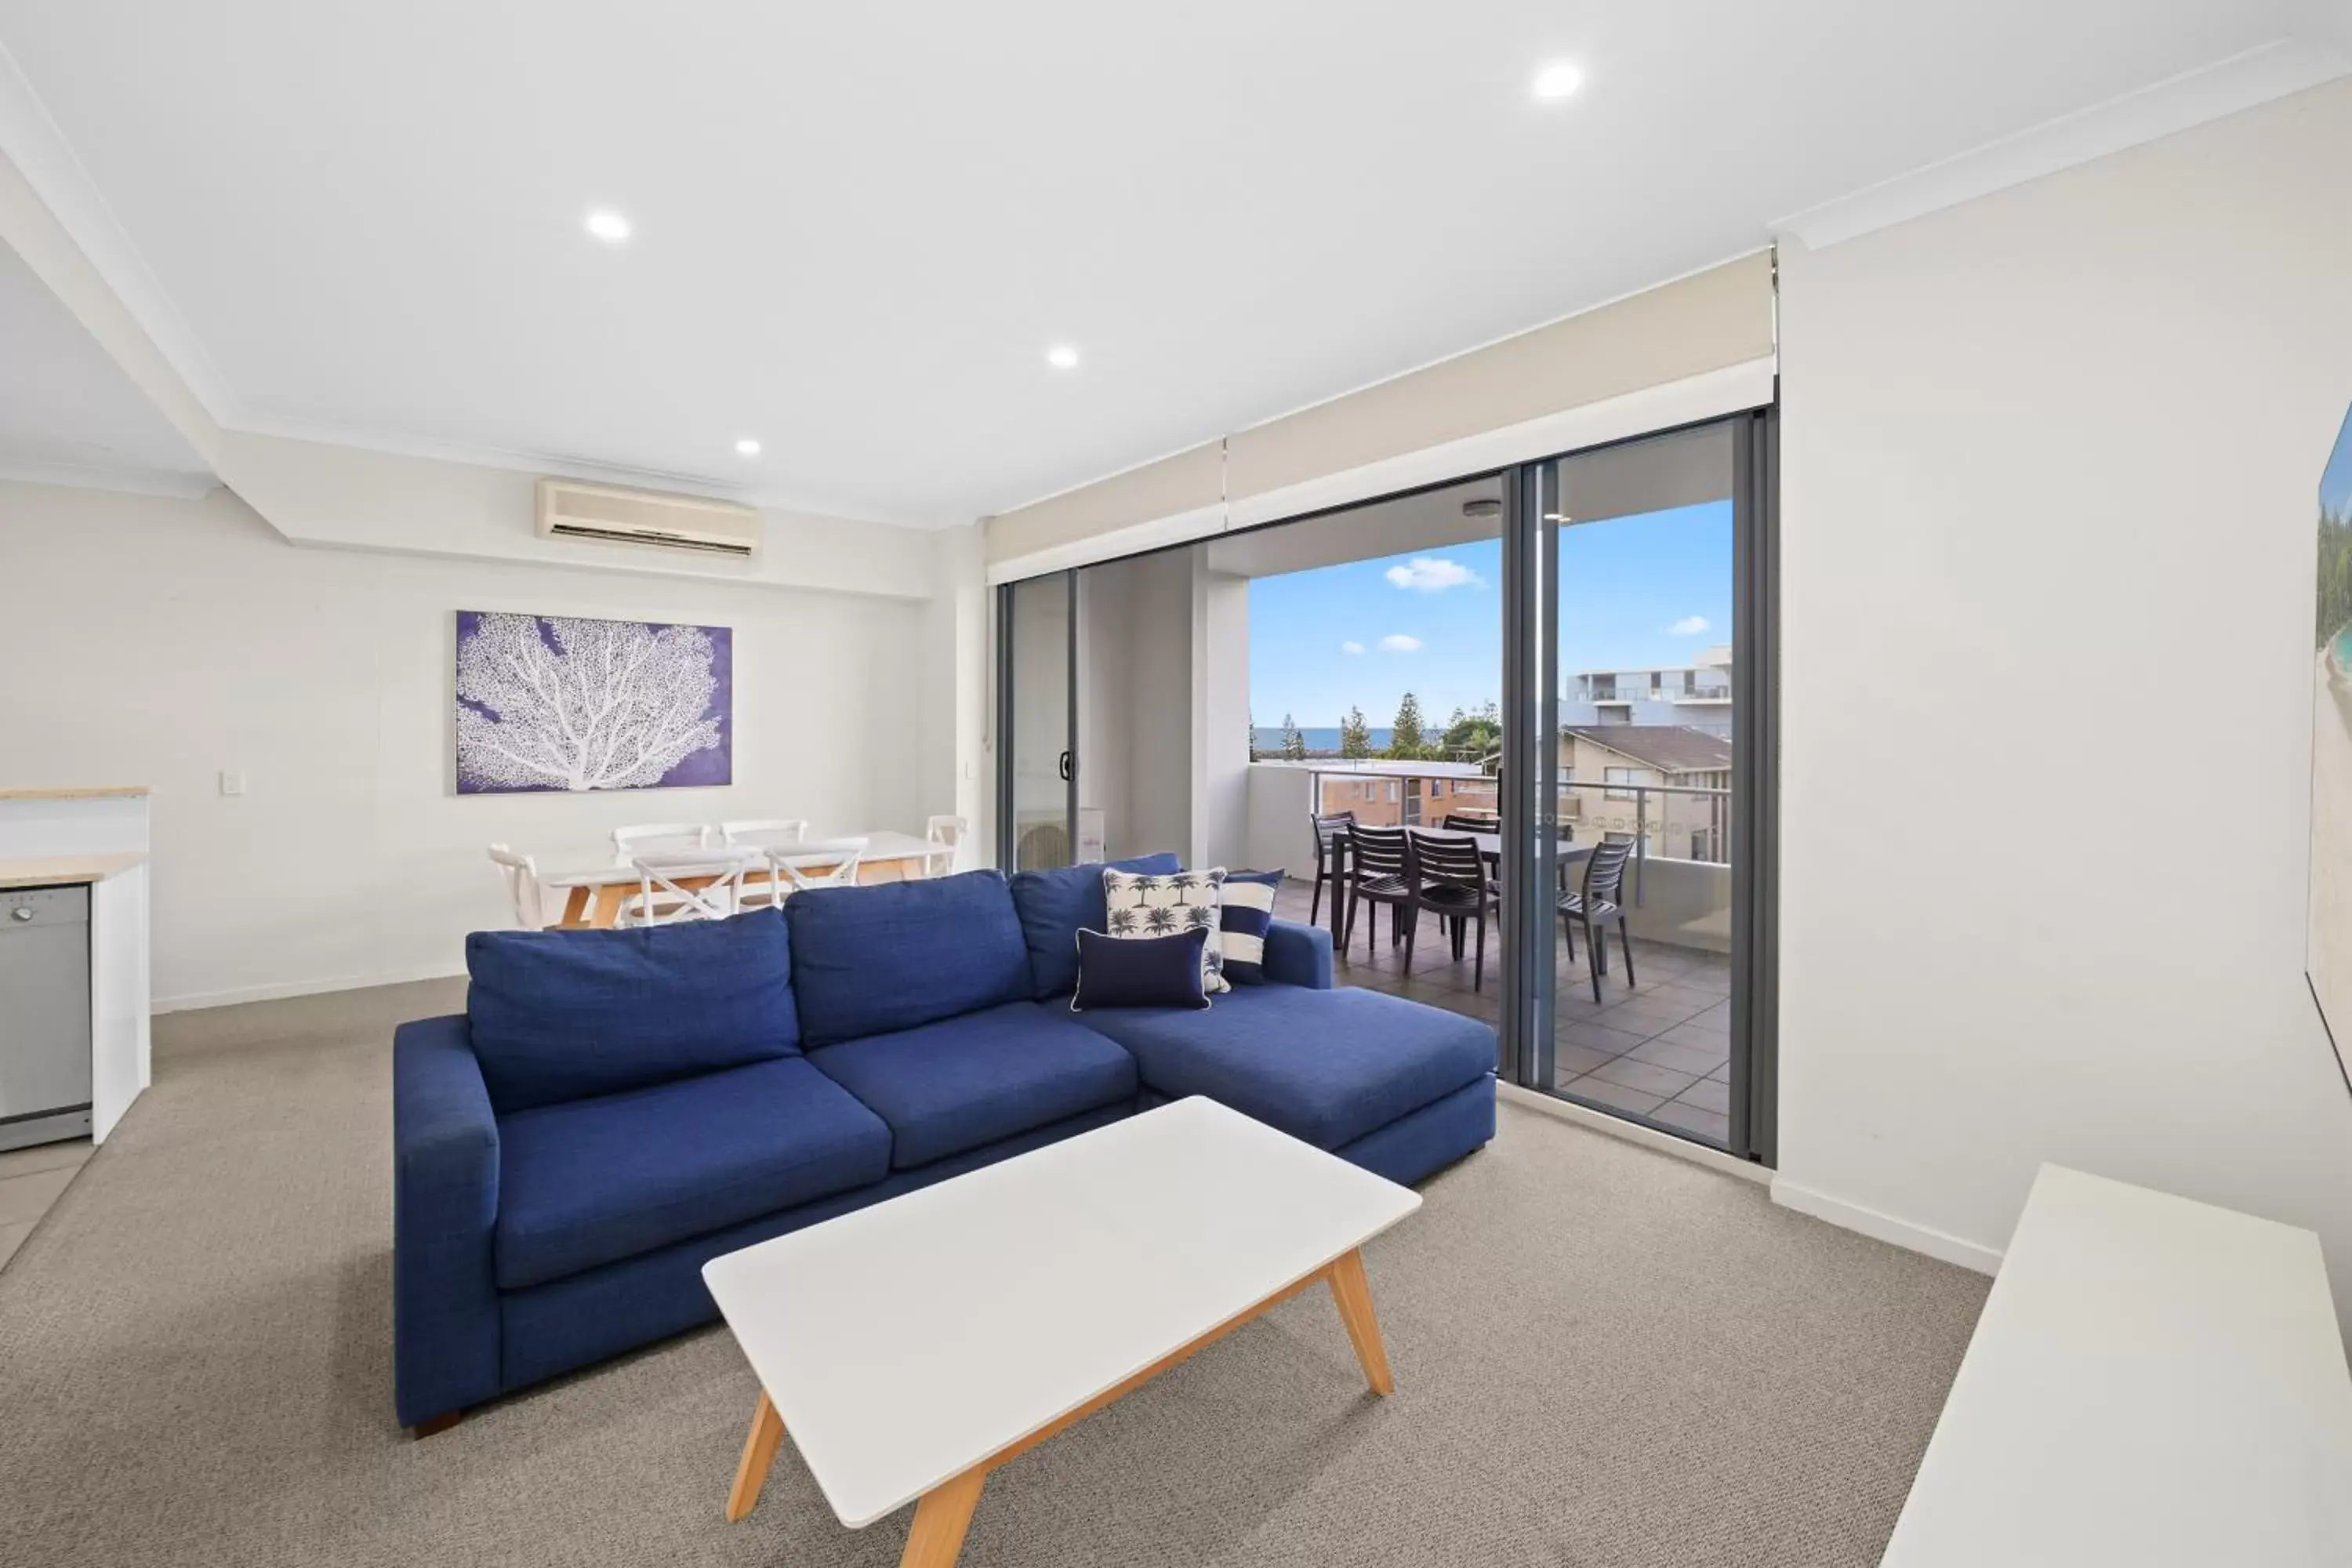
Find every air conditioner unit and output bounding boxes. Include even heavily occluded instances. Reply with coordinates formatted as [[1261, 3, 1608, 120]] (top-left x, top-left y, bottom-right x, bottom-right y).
[[534, 479, 760, 559]]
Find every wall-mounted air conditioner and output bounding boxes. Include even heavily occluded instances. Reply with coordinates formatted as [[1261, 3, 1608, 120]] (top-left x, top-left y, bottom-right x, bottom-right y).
[[534, 478, 760, 559]]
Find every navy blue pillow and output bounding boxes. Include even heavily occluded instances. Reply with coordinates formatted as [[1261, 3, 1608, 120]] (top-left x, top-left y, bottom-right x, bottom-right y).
[[1219, 869, 1284, 983], [785, 869, 1033, 1047], [1072, 927, 1210, 1011], [1008, 853, 1182, 998], [466, 909, 798, 1115]]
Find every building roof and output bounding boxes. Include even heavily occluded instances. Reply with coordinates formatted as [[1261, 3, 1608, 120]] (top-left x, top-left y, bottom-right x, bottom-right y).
[[1563, 724, 1732, 774]]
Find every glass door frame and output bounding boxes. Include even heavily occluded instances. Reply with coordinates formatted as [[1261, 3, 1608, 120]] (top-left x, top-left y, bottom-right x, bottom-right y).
[[987, 405, 1778, 1164], [993, 569, 1079, 871], [1499, 405, 1778, 1165]]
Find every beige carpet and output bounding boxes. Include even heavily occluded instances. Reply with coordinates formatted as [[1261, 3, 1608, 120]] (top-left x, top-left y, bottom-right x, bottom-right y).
[[0, 979, 1987, 1566]]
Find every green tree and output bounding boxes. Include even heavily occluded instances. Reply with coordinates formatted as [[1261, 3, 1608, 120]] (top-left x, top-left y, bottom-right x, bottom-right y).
[[1247, 708, 1258, 762], [1338, 706, 1372, 759], [1387, 691, 1427, 759], [1441, 700, 1501, 760], [1280, 713, 1306, 760]]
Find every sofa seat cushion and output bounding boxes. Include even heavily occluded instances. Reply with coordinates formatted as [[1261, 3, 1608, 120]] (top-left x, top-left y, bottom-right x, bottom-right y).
[[494, 1057, 890, 1290], [786, 870, 1034, 1047], [806, 1001, 1138, 1171], [466, 908, 798, 1116], [1072, 985, 1494, 1151]]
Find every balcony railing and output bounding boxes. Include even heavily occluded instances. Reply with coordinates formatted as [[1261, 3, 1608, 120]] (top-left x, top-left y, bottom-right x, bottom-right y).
[[1579, 685, 1731, 704], [1247, 763, 1731, 955]]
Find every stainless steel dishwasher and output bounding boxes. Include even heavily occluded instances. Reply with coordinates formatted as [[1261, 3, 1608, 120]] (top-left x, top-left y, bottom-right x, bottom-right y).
[[0, 884, 93, 1152]]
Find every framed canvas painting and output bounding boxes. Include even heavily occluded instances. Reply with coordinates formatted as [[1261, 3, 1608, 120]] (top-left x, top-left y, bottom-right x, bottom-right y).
[[2308, 399, 2352, 1091], [454, 611, 733, 793]]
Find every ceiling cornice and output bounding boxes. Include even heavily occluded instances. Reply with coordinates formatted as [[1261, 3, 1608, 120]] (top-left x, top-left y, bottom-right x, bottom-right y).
[[0, 457, 217, 500], [1771, 35, 2349, 251], [0, 39, 944, 528], [0, 38, 237, 426], [230, 411, 947, 530]]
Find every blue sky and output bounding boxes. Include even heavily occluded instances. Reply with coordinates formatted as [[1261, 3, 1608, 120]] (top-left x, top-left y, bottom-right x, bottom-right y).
[[2326, 401, 2352, 516], [1247, 500, 1734, 729]]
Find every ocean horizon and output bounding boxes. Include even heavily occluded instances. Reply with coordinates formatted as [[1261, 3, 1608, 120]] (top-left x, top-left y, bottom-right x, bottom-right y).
[[1252, 726, 1396, 752]]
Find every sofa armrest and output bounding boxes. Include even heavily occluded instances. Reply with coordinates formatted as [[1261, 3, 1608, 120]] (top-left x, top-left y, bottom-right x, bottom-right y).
[[1263, 919, 1334, 989], [393, 1014, 503, 1428]]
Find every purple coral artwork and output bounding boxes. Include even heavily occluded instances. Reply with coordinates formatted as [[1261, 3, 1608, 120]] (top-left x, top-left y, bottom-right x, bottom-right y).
[[454, 611, 732, 793]]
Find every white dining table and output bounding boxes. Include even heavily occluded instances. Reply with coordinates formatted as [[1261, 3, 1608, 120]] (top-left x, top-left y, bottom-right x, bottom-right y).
[[538, 831, 944, 928]]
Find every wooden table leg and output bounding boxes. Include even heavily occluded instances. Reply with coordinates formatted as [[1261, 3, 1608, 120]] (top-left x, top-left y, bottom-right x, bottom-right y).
[[590, 882, 630, 927], [725, 1391, 786, 1522], [557, 885, 591, 927], [899, 1468, 986, 1568], [1326, 1247, 1396, 1396]]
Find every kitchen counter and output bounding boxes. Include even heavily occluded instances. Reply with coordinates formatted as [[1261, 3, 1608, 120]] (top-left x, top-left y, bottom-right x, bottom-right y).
[[0, 852, 147, 891], [0, 787, 151, 801]]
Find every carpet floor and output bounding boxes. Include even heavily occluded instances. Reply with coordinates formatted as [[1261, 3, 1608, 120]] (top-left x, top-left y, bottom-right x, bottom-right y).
[[0, 978, 1987, 1567]]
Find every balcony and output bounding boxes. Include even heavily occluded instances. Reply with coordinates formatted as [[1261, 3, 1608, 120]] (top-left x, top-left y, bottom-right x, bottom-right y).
[[1243, 764, 1734, 1146]]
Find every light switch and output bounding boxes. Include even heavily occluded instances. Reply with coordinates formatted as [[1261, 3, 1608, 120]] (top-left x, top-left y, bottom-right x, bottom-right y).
[[220, 770, 246, 797]]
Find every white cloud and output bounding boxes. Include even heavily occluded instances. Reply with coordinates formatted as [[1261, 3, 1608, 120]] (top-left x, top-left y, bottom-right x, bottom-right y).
[[1383, 557, 1485, 593], [1667, 615, 1710, 636], [1338, 640, 1366, 655], [1377, 633, 1423, 652]]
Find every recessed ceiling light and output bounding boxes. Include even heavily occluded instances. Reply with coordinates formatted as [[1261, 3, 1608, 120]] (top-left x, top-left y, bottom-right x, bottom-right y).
[[735, 438, 761, 457], [1533, 61, 1584, 101], [1045, 344, 1080, 370], [584, 209, 632, 244]]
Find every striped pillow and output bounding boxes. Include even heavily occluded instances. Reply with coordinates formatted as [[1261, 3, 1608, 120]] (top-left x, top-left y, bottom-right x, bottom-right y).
[[1218, 869, 1283, 984], [1103, 866, 1230, 993]]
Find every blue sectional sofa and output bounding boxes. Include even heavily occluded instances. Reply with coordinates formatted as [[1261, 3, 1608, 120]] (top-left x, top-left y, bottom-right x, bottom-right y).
[[392, 858, 1496, 1431]]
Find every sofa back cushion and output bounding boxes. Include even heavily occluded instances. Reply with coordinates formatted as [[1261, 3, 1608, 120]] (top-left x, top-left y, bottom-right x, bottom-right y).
[[1007, 852, 1181, 998], [466, 909, 799, 1115], [785, 869, 1033, 1047]]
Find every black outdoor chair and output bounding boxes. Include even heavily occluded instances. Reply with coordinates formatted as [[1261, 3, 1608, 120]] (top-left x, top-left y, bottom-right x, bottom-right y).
[[1411, 829, 1501, 990], [1439, 811, 1497, 833], [1559, 836, 1637, 1003], [1341, 824, 1417, 963], [1308, 810, 1356, 927]]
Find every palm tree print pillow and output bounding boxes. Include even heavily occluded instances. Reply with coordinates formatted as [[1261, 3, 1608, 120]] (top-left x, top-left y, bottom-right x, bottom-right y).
[[1101, 867, 1230, 994]]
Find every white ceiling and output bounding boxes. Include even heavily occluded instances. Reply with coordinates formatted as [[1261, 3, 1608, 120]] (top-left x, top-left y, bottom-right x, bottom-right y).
[[0, 239, 210, 491], [0, 2, 2341, 525]]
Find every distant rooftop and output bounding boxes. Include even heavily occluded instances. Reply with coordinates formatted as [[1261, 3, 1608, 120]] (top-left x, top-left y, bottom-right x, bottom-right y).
[[1562, 724, 1733, 774]]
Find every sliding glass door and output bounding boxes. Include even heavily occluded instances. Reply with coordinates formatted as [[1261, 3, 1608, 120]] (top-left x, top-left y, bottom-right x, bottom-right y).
[[1511, 412, 1773, 1160], [999, 571, 1076, 870], [992, 408, 1777, 1163]]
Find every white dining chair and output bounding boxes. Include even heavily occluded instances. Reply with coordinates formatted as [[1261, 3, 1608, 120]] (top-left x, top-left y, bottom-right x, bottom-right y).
[[923, 815, 969, 877], [724, 822, 809, 909], [612, 822, 713, 866], [764, 843, 865, 901], [720, 818, 808, 849], [485, 843, 546, 929], [616, 850, 753, 927]]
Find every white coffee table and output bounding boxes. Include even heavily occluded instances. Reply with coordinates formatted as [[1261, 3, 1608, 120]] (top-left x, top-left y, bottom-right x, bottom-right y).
[[702, 1095, 1422, 1567]]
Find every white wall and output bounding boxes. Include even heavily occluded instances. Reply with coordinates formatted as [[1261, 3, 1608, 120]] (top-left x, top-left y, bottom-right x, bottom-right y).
[[1193, 561, 1252, 868], [0, 479, 937, 1007], [1775, 78, 2352, 1290]]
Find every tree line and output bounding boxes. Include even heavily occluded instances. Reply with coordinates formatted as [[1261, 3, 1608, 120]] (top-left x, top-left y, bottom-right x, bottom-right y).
[[1256, 695, 1502, 762], [2320, 505, 2352, 652]]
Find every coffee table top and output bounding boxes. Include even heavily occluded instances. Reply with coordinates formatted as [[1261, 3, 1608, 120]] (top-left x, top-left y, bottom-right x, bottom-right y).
[[701, 1095, 1422, 1528]]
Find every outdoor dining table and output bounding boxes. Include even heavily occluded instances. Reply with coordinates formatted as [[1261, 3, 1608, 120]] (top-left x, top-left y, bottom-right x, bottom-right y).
[[1327, 825, 1593, 942], [539, 830, 942, 928]]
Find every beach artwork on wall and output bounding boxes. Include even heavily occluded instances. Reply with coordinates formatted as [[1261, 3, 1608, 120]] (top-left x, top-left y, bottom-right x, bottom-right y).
[[2307, 399, 2352, 1087], [454, 611, 732, 793]]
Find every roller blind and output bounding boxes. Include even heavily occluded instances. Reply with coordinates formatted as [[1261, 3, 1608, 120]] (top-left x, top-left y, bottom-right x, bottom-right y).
[[984, 441, 1224, 575], [1226, 251, 1773, 504], [985, 249, 1774, 579]]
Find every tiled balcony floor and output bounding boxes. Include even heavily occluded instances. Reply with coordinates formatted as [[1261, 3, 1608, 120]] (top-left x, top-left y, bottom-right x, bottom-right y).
[[1272, 879, 1734, 1147]]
